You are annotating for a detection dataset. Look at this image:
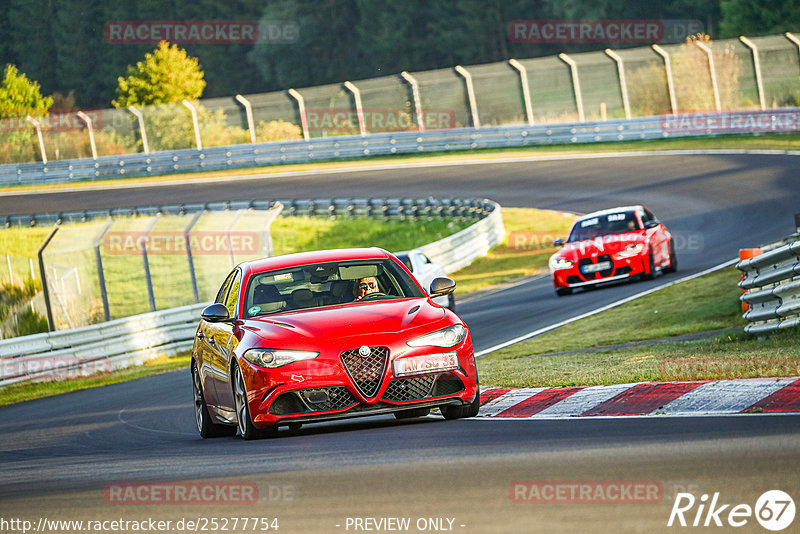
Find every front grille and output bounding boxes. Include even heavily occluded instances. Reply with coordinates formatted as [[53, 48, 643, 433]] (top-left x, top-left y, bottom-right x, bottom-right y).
[[578, 255, 614, 280], [597, 254, 614, 277], [340, 346, 389, 398], [269, 386, 357, 415], [382, 372, 465, 402]]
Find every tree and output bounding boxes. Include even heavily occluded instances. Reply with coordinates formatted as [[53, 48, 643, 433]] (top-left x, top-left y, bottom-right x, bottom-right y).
[[113, 41, 206, 108], [720, 0, 800, 37], [0, 64, 53, 119]]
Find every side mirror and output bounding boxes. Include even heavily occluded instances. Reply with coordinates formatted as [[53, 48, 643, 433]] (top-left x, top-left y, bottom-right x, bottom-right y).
[[553, 238, 565, 247], [201, 303, 231, 322], [429, 277, 456, 297], [644, 221, 659, 230]]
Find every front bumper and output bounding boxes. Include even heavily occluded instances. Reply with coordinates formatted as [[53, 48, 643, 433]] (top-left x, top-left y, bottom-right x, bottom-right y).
[[552, 254, 647, 289]]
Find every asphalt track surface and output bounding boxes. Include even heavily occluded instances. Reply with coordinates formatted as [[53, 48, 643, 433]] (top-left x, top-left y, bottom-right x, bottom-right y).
[[1, 153, 800, 533]]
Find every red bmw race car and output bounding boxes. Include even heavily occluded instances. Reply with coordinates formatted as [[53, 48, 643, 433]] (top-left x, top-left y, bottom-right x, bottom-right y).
[[192, 248, 479, 440], [549, 206, 676, 296]]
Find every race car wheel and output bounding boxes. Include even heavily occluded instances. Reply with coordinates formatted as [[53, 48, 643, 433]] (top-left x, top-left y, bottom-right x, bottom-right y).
[[441, 377, 481, 420], [192, 361, 235, 438], [664, 240, 678, 273], [555, 287, 572, 297], [394, 407, 431, 419], [233, 363, 276, 440]]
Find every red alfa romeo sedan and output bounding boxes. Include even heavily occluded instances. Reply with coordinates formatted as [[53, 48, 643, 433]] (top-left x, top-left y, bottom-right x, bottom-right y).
[[191, 248, 479, 439], [549, 205, 676, 296]]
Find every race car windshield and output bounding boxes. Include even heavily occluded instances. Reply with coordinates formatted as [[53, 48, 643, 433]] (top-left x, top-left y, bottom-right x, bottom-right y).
[[243, 258, 425, 317], [567, 211, 641, 242]]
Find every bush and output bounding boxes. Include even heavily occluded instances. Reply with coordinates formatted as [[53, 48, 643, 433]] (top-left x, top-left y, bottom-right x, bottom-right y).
[[255, 120, 303, 142]]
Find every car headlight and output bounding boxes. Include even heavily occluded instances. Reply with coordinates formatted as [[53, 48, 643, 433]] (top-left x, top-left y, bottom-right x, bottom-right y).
[[549, 257, 574, 270], [407, 324, 467, 347], [614, 243, 645, 259], [243, 348, 319, 368]]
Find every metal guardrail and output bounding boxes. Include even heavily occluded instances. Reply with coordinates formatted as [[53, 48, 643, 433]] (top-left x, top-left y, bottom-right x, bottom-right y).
[[3, 111, 798, 188], [738, 233, 800, 334], [0, 198, 503, 386]]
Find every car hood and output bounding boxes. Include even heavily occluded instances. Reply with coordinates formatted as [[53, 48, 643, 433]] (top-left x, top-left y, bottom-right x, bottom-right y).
[[241, 298, 450, 344], [554, 231, 646, 259]]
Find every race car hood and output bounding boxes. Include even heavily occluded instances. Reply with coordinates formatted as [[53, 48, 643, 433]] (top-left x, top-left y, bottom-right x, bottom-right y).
[[554, 231, 647, 260], [241, 297, 450, 345]]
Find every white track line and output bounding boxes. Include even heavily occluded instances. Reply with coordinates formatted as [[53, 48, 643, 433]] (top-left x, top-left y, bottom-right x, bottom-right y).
[[475, 257, 740, 357], [4, 149, 800, 197]]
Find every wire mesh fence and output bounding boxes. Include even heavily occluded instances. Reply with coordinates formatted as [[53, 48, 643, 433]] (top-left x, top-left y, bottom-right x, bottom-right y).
[[3, 33, 800, 164]]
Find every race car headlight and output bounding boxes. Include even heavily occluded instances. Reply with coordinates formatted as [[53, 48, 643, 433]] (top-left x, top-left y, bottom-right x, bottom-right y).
[[549, 257, 574, 270], [614, 243, 645, 259], [407, 324, 467, 348], [243, 348, 319, 368]]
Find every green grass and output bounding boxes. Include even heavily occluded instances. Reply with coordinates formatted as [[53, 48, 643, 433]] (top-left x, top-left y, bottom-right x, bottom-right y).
[[477, 267, 800, 388], [3, 132, 800, 194], [0, 354, 189, 406], [450, 207, 575, 294]]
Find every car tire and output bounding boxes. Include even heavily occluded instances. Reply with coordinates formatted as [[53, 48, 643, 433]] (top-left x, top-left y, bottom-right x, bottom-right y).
[[447, 293, 456, 312], [641, 249, 656, 280], [394, 407, 431, 419], [664, 240, 678, 273], [555, 287, 572, 297], [232, 363, 276, 440], [192, 361, 236, 438], [441, 377, 481, 420]]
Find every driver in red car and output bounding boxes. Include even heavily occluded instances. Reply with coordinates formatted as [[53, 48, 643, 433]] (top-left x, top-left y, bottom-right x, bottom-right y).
[[354, 276, 380, 300]]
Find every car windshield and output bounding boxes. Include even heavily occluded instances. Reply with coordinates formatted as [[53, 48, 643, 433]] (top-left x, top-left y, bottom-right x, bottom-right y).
[[243, 258, 425, 318], [567, 211, 641, 242]]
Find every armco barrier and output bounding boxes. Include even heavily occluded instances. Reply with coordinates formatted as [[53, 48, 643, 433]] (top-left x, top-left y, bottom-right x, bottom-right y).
[[738, 233, 800, 334], [3, 110, 799, 188], [0, 198, 503, 385]]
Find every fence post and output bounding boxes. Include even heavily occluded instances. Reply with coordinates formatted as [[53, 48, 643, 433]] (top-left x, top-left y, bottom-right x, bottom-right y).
[[25, 116, 47, 164], [400, 71, 425, 132], [141, 217, 159, 312], [508, 59, 534, 125], [182, 100, 203, 150], [76, 111, 98, 159], [184, 212, 202, 304], [652, 45, 678, 114], [343, 81, 367, 136], [234, 94, 257, 144], [454, 65, 480, 129], [287, 89, 310, 141], [739, 36, 766, 110], [5, 254, 13, 286], [127, 106, 150, 154], [36, 225, 59, 331], [785, 32, 800, 62], [604, 49, 632, 120], [558, 53, 585, 122], [694, 41, 722, 111]]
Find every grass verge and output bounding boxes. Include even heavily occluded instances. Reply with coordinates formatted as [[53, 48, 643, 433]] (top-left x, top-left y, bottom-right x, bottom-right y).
[[3, 132, 800, 194], [477, 267, 800, 388], [0, 354, 189, 406]]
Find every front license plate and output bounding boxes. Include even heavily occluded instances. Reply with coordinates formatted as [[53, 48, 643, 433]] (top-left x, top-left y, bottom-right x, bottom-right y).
[[393, 353, 459, 377], [581, 261, 612, 274]]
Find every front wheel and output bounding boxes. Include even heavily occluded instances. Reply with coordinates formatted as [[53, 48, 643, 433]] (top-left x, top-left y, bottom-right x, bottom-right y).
[[555, 287, 572, 297], [641, 249, 656, 280], [192, 361, 235, 438], [232, 363, 275, 440], [663, 240, 678, 273], [441, 378, 481, 420]]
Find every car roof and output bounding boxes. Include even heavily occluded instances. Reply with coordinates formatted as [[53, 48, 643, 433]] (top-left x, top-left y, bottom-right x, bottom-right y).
[[575, 205, 643, 220], [241, 247, 393, 274]]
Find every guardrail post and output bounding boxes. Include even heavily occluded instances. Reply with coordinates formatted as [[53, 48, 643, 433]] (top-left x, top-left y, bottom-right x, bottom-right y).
[[184, 212, 202, 304], [343, 81, 367, 136], [739, 37, 767, 110], [25, 116, 47, 164], [287, 89, 310, 141], [234, 94, 257, 143], [604, 49, 632, 120], [558, 53, 585, 122], [76, 111, 98, 159], [36, 225, 59, 331], [652, 45, 678, 114], [694, 41, 722, 111], [400, 71, 425, 132], [127, 106, 150, 154], [454, 65, 480, 128], [182, 100, 203, 150], [508, 59, 534, 125]]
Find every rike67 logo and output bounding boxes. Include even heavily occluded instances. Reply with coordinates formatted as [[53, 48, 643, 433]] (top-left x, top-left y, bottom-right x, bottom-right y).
[[668, 490, 795, 531]]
